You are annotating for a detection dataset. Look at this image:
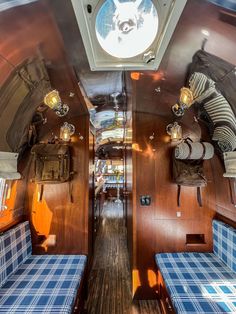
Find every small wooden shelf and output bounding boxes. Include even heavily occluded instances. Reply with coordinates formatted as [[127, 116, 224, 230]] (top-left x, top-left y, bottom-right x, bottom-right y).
[[186, 234, 205, 245]]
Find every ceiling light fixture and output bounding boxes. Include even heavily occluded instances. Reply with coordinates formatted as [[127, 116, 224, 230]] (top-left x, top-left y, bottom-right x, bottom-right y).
[[44, 90, 69, 117], [166, 122, 182, 142], [60, 122, 75, 142], [172, 87, 194, 117]]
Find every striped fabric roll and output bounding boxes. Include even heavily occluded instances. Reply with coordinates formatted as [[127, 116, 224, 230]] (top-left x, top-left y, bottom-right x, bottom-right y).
[[189, 72, 216, 103], [189, 72, 236, 153], [213, 126, 236, 152], [204, 94, 236, 130], [175, 141, 214, 160]]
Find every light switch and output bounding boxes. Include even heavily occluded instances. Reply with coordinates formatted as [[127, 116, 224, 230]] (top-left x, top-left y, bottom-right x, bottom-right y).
[[140, 195, 151, 206], [176, 211, 181, 218]]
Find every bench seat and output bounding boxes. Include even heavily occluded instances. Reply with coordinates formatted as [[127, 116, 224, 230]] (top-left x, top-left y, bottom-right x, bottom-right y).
[[155, 220, 236, 313], [0, 254, 87, 314], [155, 252, 236, 313], [0, 221, 87, 313]]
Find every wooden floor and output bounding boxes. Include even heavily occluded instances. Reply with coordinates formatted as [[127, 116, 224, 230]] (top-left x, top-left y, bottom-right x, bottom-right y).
[[86, 201, 161, 314]]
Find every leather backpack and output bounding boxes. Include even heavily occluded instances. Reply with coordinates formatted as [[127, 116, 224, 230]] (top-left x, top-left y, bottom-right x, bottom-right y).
[[173, 156, 207, 207], [31, 143, 73, 201]]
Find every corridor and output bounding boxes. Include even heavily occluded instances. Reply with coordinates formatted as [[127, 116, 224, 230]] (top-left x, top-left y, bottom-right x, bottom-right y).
[[86, 201, 161, 314]]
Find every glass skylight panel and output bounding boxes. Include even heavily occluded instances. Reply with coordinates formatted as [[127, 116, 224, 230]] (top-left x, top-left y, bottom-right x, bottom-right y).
[[95, 0, 159, 58]]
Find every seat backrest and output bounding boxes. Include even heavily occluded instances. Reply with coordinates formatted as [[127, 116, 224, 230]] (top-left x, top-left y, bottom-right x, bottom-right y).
[[213, 219, 236, 272], [0, 221, 32, 287]]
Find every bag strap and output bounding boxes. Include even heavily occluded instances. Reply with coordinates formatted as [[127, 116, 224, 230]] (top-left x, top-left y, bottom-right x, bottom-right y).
[[200, 142, 206, 160], [38, 184, 44, 202], [178, 186, 203, 207], [185, 141, 193, 159], [197, 186, 203, 207], [177, 185, 181, 207], [69, 182, 73, 203]]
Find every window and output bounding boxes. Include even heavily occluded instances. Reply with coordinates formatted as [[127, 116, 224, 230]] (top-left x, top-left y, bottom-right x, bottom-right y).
[[95, 0, 159, 58], [71, 0, 187, 70]]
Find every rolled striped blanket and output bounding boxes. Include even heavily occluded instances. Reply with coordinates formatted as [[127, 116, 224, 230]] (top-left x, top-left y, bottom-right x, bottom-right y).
[[213, 126, 236, 152], [189, 72, 236, 152], [189, 72, 216, 103], [175, 141, 214, 160], [223, 151, 236, 178]]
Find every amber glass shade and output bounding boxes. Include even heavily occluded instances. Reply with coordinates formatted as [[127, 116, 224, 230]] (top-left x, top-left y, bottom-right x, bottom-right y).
[[60, 122, 75, 142], [166, 122, 182, 142], [44, 90, 61, 109], [179, 87, 194, 108]]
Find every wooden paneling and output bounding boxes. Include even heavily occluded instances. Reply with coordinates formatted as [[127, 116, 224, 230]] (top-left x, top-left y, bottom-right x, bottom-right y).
[[131, 112, 216, 299], [27, 114, 90, 254], [212, 155, 236, 221], [0, 1, 87, 115], [129, 0, 236, 299], [0, 0, 91, 260], [131, 0, 236, 115], [124, 74, 134, 273]]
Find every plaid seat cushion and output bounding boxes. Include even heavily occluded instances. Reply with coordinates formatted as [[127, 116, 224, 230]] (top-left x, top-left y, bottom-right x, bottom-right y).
[[0, 221, 32, 287], [155, 252, 236, 313], [213, 219, 236, 272], [172, 296, 236, 314], [0, 254, 87, 313]]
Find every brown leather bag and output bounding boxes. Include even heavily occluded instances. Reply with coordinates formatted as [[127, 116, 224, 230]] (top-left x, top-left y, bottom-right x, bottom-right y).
[[31, 143, 73, 202], [173, 157, 207, 207], [31, 144, 71, 184]]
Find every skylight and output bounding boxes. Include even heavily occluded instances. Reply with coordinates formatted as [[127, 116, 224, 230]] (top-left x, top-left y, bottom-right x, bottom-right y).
[[71, 0, 187, 70], [95, 0, 159, 58]]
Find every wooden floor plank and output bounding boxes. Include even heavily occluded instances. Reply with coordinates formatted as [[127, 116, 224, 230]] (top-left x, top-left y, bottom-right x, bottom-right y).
[[86, 201, 161, 314]]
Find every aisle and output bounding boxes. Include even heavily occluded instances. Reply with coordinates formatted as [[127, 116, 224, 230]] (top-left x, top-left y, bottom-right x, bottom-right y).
[[86, 201, 161, 314]]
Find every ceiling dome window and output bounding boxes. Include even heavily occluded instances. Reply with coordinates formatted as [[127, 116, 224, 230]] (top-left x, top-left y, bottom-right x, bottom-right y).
[[71, 0, 187, 70], [95, 0, 159, 58]]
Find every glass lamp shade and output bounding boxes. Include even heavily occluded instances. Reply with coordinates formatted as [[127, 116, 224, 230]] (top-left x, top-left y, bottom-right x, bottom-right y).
[[44, 90, 69, 117], [166, 122, 182, 142], [44, 90, 61, 109], [60, 122, 75, 142], [179, 87, 194, 108]]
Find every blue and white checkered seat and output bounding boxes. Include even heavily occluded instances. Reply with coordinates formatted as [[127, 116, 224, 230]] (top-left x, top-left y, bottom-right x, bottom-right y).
[[0, 221, 32, 287], [213, 220, 236, 273], [0, 221, 87, 314], [155, 220, 236, 313]]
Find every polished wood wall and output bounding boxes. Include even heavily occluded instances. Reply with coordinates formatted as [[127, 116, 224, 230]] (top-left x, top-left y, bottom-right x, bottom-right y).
[[128, 0, 236, 299], [27, 115, 90, 255], [0, 2, 92, 257]]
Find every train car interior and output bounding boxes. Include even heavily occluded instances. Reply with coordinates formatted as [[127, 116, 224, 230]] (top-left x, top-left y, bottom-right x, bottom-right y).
[[0, 0, 236, 313]]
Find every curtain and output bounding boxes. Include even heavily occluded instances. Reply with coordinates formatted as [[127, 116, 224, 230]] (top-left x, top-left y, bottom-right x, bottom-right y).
[[0, 152, 21, 179]]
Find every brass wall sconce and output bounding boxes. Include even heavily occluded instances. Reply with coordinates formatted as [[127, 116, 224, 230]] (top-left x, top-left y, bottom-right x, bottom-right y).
[[172, 87, 194, 117], [60, 122, 75, 142], [166, 122, 182, 142], [44, 90, 69, 117]]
